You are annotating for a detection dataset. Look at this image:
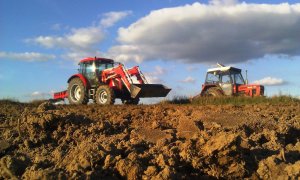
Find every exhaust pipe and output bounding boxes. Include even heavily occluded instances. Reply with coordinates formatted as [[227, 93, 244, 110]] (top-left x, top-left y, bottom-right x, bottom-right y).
[[245, 70, 248, 85]]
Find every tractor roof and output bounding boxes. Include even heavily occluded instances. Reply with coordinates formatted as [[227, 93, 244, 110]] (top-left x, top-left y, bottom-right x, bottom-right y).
[[207, 66, 241, 73], [79, 57, 114, 64]]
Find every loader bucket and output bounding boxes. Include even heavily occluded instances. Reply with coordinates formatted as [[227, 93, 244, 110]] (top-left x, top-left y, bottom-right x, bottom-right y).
[[130, 84, 171, 98]]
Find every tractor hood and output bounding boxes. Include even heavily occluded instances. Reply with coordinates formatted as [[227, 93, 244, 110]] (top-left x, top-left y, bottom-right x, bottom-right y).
[[239, 84, 265, 96]]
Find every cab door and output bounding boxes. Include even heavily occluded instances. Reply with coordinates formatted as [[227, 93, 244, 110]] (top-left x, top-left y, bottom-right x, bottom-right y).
[[83, 62, 99, 87], [219, 73, 233, 95], [233, 73, 246, 92]]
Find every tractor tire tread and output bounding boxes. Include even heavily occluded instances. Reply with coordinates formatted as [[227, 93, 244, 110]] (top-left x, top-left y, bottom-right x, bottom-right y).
[[67, 78, 89, 105], [95, 85, 115, 105], [204, 87, 223, 97]]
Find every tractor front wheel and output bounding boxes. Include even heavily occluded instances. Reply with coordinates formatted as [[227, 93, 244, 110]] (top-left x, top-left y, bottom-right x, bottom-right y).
[[121, 98, 140, 105], [95, 85, 115, 105], [68, 78, 89, 104], [204, 87, 223, 97]]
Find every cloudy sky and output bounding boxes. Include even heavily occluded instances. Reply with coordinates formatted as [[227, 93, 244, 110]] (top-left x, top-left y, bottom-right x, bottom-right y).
[[1, 0, 300, 102]]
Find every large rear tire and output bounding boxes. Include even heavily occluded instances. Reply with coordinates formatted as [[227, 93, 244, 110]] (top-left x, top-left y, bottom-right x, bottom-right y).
[[121, 98, 140, 105], [204, 87, 223, 97], [95, 85, 115, 105], [67, 78, 89, 104]]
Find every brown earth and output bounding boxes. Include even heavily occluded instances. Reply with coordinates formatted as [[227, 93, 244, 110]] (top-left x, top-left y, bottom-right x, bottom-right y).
[[0, 100, 299, 179]]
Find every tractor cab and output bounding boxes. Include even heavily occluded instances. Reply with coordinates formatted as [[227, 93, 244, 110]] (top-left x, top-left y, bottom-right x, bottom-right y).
[[205, 66, 245, 95], [78, 57, 114, 87]]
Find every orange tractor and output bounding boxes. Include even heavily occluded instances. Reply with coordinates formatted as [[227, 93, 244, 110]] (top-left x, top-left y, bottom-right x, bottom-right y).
[[199, 64, 264, 97], [53, 57, 171, 105]]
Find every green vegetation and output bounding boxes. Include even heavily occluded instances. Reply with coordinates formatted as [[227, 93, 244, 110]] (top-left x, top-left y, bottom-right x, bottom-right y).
[[0, 98, 20, 104], [1, 96, 299, 106], [162, 95, 300, 105]]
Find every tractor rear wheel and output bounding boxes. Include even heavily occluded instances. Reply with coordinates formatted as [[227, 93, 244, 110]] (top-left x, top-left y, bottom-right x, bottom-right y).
[[121, 98, 140, 105], [204, 87, 223, 97], [95, 85, 115, 105], [68, 78, 89, 104]]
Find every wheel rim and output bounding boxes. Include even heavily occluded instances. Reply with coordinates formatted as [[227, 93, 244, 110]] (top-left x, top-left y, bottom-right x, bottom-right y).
[[98, 90, 108, 104], [70, 84, 81, 102]]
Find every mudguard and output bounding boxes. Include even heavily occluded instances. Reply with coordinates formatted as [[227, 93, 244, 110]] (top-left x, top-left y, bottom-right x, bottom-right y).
[[67, 74, 89, 87]]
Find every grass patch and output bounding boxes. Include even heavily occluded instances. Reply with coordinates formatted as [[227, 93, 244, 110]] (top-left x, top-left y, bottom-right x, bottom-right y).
[[160, 96, 191, 104], [0, 98, 20, 105], [162, 95, 300, 105]]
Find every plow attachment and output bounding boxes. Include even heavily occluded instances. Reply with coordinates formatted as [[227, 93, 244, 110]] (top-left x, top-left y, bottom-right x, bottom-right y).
[[130, 84, 171, 98]]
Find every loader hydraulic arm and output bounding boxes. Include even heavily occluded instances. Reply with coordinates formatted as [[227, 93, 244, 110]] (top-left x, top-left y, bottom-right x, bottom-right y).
[[101, 64, 133, 92], [127, 66, 148, 84]]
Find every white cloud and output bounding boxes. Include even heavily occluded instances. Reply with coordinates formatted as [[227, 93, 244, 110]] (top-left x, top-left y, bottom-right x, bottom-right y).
[[30, 91, 52, 99], [28, 26, 104, 62], [180, 76, 196, 83], [144, 66, 167, 76], [28, 11, 131, 62], [110, 2, 300, 64], [253, 77, 286, 86], [100, 11, 132, 28], [32, 91, 42, 96], [145, 76, 163, 84], [0, 51, 55, 62], [143, 66, 167, 84], [108, 45, 144, 63], [31, 26, 105, 51], [62, 51, 102, 62], [153, 66, 167, 75], [209, 0, 238, 6]]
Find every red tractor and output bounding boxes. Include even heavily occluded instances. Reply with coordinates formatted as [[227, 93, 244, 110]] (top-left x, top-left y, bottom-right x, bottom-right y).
[[199, 64, 264, 97], [53, 57, 171, 105]]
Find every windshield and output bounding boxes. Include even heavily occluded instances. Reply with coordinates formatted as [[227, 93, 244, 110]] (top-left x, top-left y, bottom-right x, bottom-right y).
[[95, 62, 114, 71], [78, 61, 114, 74], [206, 72, 219, 83]]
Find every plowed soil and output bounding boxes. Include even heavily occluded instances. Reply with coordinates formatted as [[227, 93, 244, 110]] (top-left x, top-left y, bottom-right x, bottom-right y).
[[0, 100, 299, 179]]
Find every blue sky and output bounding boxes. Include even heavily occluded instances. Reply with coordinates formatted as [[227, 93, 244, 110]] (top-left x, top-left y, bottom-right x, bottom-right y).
[[1, 0, 300, 102]]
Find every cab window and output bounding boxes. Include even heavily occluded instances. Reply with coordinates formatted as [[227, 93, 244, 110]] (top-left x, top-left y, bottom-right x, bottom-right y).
[[85, 62, 96, 73], [234, 73, 245, 84], [221, 74, 231, 83], [78, 63, 84, 74], [95, 62, 114, 72]]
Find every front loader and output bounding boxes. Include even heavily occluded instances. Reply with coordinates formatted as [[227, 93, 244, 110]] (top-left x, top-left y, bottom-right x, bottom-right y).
[[53, 57, 171, 105]]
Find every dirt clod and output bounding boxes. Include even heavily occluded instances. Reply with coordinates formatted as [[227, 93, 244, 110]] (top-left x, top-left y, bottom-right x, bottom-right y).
[[0, 101, 299, 179], [37, 101, 56, 112]]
